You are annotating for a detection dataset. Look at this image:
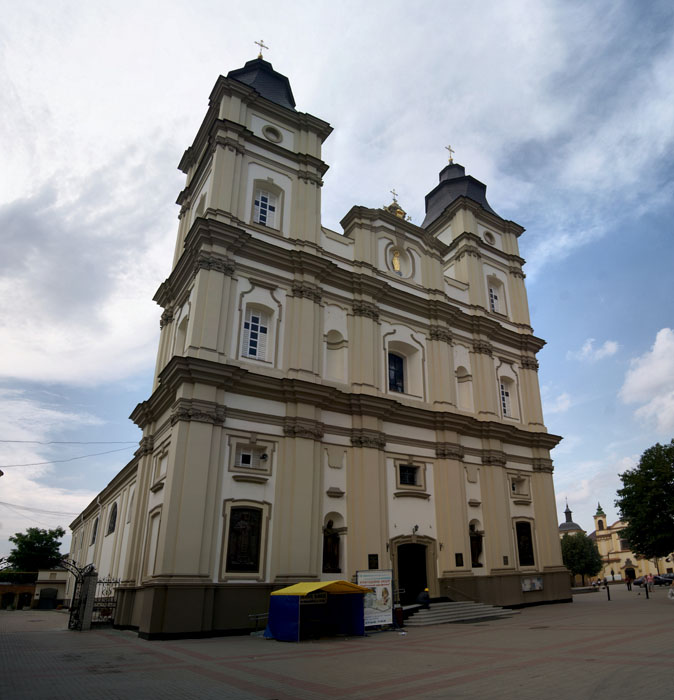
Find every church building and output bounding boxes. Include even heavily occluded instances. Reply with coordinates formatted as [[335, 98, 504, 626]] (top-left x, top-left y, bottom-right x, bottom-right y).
[[67, 55, 570, 638]]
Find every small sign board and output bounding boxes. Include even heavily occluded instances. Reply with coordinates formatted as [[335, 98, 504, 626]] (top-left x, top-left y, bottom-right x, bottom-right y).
[[521, 576, 543, 592], [357, 569, 393, 627]]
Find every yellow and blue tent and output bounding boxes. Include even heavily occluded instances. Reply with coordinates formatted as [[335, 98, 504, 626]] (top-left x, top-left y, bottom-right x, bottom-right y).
[[265, 580, 371, 642]]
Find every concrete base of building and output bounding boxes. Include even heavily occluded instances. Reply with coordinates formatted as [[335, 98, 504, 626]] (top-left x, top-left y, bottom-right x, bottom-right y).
[[115, 569, 572, 639], [440, 568, 572, 608], [115, 582, 276, 640]]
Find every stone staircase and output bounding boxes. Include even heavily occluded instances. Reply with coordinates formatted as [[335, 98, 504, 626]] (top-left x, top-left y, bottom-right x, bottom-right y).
[[405, 600, 519, 627]]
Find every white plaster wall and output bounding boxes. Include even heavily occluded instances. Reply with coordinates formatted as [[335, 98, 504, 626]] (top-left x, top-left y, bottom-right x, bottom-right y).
[[386, 458, 436, 541], [250, 114, 296, 151]]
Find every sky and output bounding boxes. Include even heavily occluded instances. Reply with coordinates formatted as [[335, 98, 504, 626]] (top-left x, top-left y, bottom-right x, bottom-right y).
[[1, 0, 673, 558]]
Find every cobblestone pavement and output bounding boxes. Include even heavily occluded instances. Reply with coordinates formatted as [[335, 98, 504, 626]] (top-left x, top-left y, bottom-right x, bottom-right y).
[[1, 586, 672, 700]]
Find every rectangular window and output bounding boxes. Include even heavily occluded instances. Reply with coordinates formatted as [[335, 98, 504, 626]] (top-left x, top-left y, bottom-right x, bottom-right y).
[[253, 189, 277, 227], [500, 382, 511, 416], [399, 464, 418, 486], [226, 507, 263, 573], [516, 521, 535, 567], [388, 352, 404, 393], [145, 511, 161, 577], [455, 553, 464, 567], [242, 309, 269, 360], [234, 445, 267, 470], [489, 286, 499, 313]]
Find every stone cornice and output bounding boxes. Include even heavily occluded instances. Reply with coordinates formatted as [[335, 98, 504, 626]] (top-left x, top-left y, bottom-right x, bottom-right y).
[[350, 429, 387, 450], [131, 356, 562, 452], [435, 443, 464, 460], [351, 300, 380, 321], [472, 340, 494, 356], [290, 282, 323, 304], [424, 196, 525, 239], [532, 458, 554, 473], [521, 356, 539, 371], [194, 251, 236, 276], [170, 398, 227, 427], [283, 417, 325, 440], [482, 450, 508, 468], [429, 326, 453, 344], [158, 217, 546, 354], [159, 310, 174, 329], [340, 205, 449, 258]]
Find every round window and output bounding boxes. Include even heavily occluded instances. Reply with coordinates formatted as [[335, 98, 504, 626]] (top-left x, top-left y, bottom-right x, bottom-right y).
[[484, 231, 496, 245], [262, 125, 283, 144]]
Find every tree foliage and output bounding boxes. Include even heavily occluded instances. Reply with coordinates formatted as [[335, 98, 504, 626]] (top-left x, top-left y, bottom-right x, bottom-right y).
[[561, 533, 603, 584], [615, 439, 674, 560], [4, 526, 66, 582]]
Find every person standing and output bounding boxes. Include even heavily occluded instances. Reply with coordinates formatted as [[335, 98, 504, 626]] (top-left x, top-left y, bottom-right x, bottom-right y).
[[646, 573, 654, 592], [626, 575, 632, 592]]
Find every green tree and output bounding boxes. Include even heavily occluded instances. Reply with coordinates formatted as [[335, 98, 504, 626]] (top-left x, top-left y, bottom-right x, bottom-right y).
[[561, 532, 603, 585], [3, 526, 66, 582], [615, 439, 674, 560]]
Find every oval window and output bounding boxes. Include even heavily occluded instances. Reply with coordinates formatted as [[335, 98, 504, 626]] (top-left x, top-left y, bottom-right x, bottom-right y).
[[262, 125, 283, 144]]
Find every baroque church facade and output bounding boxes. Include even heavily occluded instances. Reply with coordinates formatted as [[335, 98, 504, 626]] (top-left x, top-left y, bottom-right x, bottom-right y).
[[67, 56, 570, 638]]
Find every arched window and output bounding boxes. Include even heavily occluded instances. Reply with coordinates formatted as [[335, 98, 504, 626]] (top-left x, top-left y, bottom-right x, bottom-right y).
[[106, 503, 118, 536], [486, 275, 507, 316], [241, 307, 269, 360], [251, 179, 284, 231], [598, 519, 604, 530], [90, 517, 99, 545]]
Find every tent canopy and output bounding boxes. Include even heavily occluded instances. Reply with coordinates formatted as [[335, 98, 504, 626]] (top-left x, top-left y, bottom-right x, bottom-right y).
[[265, 580, 370, 642], [271, 580, 371, 597]]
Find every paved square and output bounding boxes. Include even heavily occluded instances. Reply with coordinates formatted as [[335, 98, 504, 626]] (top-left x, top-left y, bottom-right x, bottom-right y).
[[1, 587, 672, 699]]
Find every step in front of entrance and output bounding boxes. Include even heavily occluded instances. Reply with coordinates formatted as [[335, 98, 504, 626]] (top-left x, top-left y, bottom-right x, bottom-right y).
[[405, 601, 518, 627]]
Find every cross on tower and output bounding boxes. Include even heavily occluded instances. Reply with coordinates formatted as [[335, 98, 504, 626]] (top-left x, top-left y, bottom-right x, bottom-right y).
[[390, 188, 399, 202], [254, 39, 269, 59], [445, 145, 455, 163]]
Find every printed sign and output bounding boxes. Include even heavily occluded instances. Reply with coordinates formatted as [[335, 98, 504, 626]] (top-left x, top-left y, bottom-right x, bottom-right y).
[[357, 569, 393, 627], [521, 576, 543, 592]]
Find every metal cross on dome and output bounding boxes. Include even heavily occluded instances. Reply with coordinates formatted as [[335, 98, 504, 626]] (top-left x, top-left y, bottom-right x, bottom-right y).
[[390, 188, 399, 202], [445, 144, 455, 163], [255, 39, 269, 59]]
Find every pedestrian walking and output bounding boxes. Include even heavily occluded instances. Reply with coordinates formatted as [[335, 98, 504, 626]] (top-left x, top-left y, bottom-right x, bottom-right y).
[[668, 580, 674, 601], [646, 573, 654, 592], [625, 576, 632, 592]]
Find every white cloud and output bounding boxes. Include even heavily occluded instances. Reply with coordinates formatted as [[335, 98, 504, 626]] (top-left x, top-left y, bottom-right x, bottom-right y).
[[544, 392, 572, 415], [567, 338, 619, 362], [0, 390, 103, 557], [619, 328, 674, 433]]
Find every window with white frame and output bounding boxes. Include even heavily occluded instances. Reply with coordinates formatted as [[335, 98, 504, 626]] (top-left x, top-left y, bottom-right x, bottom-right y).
[[235, 444, 268, 470], [488, 285, 500, 313], [500, 380, 512, 417], [253, 189, 277, 227], [241, 308, 269, 360]]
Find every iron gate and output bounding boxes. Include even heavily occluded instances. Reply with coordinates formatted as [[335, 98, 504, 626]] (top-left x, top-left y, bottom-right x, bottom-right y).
[[91, 576, 120, 626]]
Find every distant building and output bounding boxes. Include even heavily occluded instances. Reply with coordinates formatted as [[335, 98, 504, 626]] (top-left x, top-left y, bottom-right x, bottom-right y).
[[557, 503, 584, 538], [589, 503, 671, 580], [67, 55, 570, 639]]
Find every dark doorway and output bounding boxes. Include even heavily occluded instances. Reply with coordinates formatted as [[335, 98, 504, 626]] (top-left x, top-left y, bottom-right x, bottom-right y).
[[397, 543, 427, 604]]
